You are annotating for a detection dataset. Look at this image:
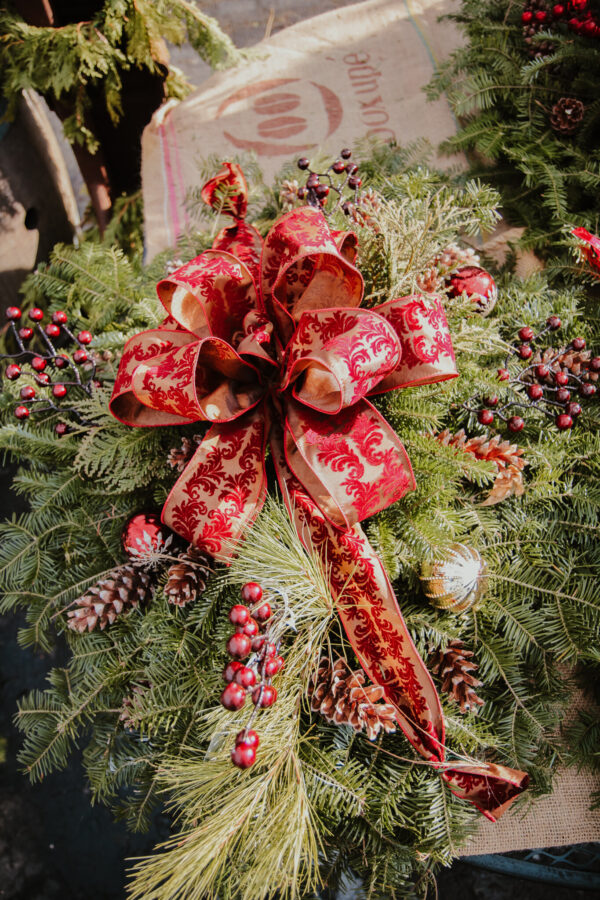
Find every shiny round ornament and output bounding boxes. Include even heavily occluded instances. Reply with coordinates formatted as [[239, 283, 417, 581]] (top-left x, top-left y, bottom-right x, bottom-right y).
[[121, 511, 167, 559], [420, 543, 488, 613], [447, 266, 498, 316]]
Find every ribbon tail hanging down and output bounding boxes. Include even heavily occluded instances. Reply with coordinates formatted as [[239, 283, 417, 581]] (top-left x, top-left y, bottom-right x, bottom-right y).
[[270, 424, 528, 821]]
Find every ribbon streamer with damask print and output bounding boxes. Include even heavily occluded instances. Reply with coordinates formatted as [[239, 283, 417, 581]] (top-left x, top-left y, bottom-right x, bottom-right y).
[[110, 162, 528, 820]]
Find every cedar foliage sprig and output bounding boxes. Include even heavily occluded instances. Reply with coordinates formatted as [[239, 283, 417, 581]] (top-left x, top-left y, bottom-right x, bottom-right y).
[[0, 146, 599, 898]]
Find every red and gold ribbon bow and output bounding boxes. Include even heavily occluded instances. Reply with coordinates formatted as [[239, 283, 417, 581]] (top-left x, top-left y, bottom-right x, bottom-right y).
[[111, 162, 528, 819]]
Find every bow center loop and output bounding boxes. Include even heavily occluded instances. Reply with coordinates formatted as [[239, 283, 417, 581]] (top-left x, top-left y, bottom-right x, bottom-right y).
[[281, 309, 402, 415]]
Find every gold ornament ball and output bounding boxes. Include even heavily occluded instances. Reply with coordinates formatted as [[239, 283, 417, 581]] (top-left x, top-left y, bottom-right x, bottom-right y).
[[420, 543, 488, 613]]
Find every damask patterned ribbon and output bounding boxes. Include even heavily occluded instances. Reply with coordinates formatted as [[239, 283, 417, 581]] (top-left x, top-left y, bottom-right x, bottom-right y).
[[110, 162, 528, 819]]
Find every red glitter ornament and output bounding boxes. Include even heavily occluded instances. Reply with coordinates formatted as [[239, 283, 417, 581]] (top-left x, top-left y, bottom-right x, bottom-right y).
[[121, 511, 167, 559], [447, 266, 498, 316]]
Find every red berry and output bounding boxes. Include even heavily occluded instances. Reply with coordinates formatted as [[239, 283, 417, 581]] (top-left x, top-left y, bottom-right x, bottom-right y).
[[55, 423, 68, 436], [20, 385, 35, 400], [580, 383, 596, 398], [35, 372, 50, 385], [497, 368, 510, 381], [478, 409, 494, 425], [19, 327, 33, 340], [341, 148, 352, 159], [297, 157, 310, 170], [254, 602, 272, 622], [52, 383, 67, 399], [220, 683, 246, 711], [54, 355, 69, 369], [518, 344, 533, 360], [297, 186, 307, 200], [52, 310, 68, 325], [223, 660, 243, 683], [556, 388, 571, 403], [583, 17, 596, 33], [31, 357, 46, 372], [568, 16, 581, 30], [522, 9, 533, 21], [348, 176, 362, 189], [555, 372, 569, 386], [45, 323, 61, 338], [572, 337, 586, 351], [508, 416, 525, 432], [536, 365, 549, 379], [252, 685, 277, 707], [241, 582, 263, 604], [263, 642, 277, 659], [566, 401, 582, 417], [72, 349, 88, 364], [264, 657, 281, 677], [315, 183, 330, 198], [28, 307, 44, 322], [528, 384, 543, 400], [227, 633, 251, 659], [553, 3, 565, 15], [590, 357, 600, 372], [273, 655, 285, 673], [346, 162, 359, 175], [234, 666, 257, 688], [6, 306, 22, 320], [14, 405, 30, 420], [556, 414, 573, 430], [236, 729, 259, 748], [484, 395, 499, 407], [546, 315, 561, 330], [242, 619, 259, 637], [332, 160, 346, 173], [5, 364, 21, 380], [231, 742, 256, 769], [77, 330, 93, 345], [307, 173, 319, 188], [251, 634, 266, 652], [518, 326, 534, 342], [229, 605, 250, 626], [534, 9, 547, 20]]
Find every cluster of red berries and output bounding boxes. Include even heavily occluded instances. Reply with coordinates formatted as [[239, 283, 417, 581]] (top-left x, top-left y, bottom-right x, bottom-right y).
[[2, 306, 95, 431], [296, 149, 362, 217], [469, 316, 599, 432], [522, 0, 600, 38], [220, 581, 285, 769]]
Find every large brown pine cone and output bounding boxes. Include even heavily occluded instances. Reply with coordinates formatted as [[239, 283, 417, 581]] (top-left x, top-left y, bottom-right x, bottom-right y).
[[165, 546, 212, 607], [67, 565, 152, 633], [308, 657, 396, 740], [435, 429, 527, 505], [430, 639, 484, 713], [550, 98, 584, 135]]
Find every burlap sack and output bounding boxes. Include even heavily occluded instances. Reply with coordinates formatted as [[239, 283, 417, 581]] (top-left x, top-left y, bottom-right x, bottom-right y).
[[141, 0, 463, 259]]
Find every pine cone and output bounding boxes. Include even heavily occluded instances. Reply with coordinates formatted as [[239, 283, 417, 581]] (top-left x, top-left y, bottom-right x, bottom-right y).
[[435, 429, 527, 506], [550, 98, 584, 135], [67, 565, 152, 632], [416, 266, 443, 293], [279, 179, 299, 209], [430, 639, 484, 713], [165, 546, 212, 607], [167, 435, 202, 473], [308, 657, 397, 740], [525, 346, 598, 385], [350, 188, 381, 231], [435, 242, 481, 274]]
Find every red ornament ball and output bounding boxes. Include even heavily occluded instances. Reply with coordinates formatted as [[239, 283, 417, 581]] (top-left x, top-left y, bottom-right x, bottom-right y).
[[45, 323, 61, 338], [20, 385, 35, 400], [447, 266, 498, 315], [19, 327, 33, 340], [556, 414, 573, 430], [252, 685, 277, 708], [234, 666, 257, 688], [555, 372, 569, 386], [220, 683, 246, 711], [546, 315, 561, 330], [77, 330, 93, 345], [28, 307, 44, 322], [518, 344, 533, 360], [580, 383, 596, 398], [121, 511, 166, 558], [254, 602, 272, 622], [52, 384, 67, 399], [528, 384, 544, 400], [6, 306, 22, 320], [518, 326, 534, 342], [236, 729, 259, 748], [556, 388, 571, 403], [478, 409, 494, 426], [5, 364, 21, 380], [508, 416, 525, 433], [227, 633, 251, 659], [497, 368, 510, 381], [231, 742, 256, 769], [14, 405, 30, 420], [73, 349, 88, 364], [31, 357, 46, 372], [52, 310, 68, 325], [229, 605, 250, 626], [572, 337, 586, 351], [223, 660, 243, 683], [241, 582, 263, 604]]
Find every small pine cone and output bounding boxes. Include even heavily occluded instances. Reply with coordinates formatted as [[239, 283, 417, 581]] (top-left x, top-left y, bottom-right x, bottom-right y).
[[430, 639, 484, 713], [435, 242, 481, 274], [526, 346, 598, 385], [67, 565, 152, 633], [165, 546, 212, 607], [167, 435, 202, 473], [280, 179, 299, 209], [308, 657, 396, 740], [435, 429, 527, 506], [550, 98, 585, 135], [416, 266, 443, 293], [350, 189, 381, 232]]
